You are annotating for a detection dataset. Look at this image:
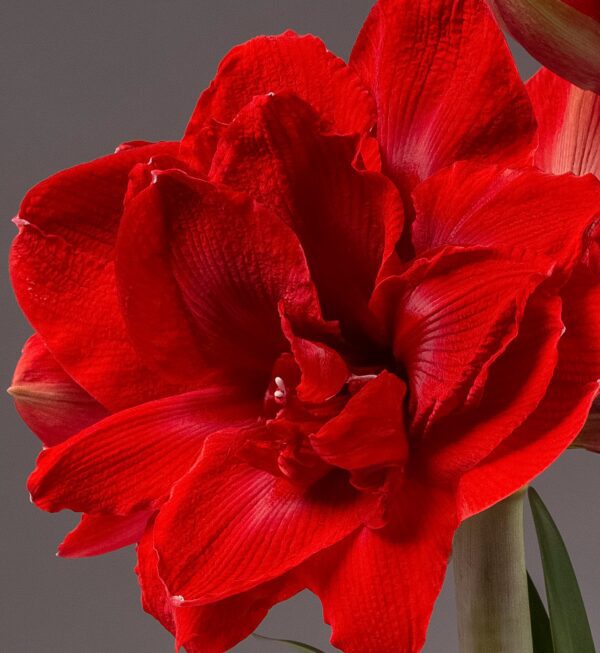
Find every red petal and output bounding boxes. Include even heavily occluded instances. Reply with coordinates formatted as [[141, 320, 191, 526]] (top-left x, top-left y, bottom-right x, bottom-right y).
[[136, 521, 303, 653], [575, 399, 600, 452], [210, 93, 403, 340], [425, 292, 564, 478], [459, 267, 600, 517], [181, 31, 375, 170], [128, 170, 321, 383], [527, 68, 600, 178], [28, 387, 259, 515], [280, 314, 348, 403], [304, 483, 458, 653], [10, 142, 186, 411], [9, 334, 108, 446], [412, 162, 600, 269], [154, 434, 370, 605], [310, 372, 409, 470], [350, 0, 536, 194], [371, 247, 553, 432], [58, 511, 152, 558]]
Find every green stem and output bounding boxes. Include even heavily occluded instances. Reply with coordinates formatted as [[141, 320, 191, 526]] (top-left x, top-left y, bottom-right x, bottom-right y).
[[453, 489, 533, 653]]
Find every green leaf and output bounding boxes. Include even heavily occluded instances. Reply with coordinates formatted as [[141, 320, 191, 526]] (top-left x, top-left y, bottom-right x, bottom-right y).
[[527, 571, 554, 653], [528, 487, 595, 653], [252, 633, 326, 652]]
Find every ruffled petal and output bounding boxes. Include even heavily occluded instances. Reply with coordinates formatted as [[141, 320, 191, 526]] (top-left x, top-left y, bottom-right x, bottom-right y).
[[425, 292, 563, 478], [488, 0, 600, 93], [310, 371, 409, 470], [122, 169, 321, 384], [458, 267, 600, 517], [154, 433, 370, 605], [280, 314, 348, 404], [412, 162, 600, 269], [527, 67, 600, 177], [210, 93, 403, 340], [181, 31, 375, 170], [136, 521, 303, 653], [371, 247, 553, 432], [10, 141, 185, 411], [350, 0, 536, 194], [9, 334, 108, 446], [304, 483, 458, 653], [28, 387, 260, 515], [58, 511, 152, 558]]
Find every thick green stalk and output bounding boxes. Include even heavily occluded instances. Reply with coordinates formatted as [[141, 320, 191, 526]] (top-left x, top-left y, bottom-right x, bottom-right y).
[[453, 489, 533, 653]]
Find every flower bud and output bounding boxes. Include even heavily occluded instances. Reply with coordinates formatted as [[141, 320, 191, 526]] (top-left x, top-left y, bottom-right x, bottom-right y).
[[487, 0, 600, 92]]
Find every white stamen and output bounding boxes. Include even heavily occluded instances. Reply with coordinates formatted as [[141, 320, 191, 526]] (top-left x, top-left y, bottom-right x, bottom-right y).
[[273, 376, 287, 404]]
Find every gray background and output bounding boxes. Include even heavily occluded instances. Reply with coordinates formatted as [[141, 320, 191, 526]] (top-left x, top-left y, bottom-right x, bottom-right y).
[[1, 2, 598, 651]]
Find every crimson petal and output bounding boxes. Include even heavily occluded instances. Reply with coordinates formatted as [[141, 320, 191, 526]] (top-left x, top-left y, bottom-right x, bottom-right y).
[[181, 31, 375, 170], [459, 268, 600, 517], [137, 521, 303, 653], [350, 0, 536, 194], [310, 371, 409, 471], [28, 387, 259, 515], [412, 162, 600, 267], [210, 93, 403, 340], [123, 170, 321, 384], [154, 433, 371, 605], [10, 141, 185, 411], [371, 247, 553, 432], [527, 67, 600, 178], [304, 483, 458, 653], [9, 334, 108, 446], [58, 511, 152, 558]]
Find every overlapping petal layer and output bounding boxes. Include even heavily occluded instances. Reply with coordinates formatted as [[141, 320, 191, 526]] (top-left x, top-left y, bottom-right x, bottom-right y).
[[350, 0, 536, 194]]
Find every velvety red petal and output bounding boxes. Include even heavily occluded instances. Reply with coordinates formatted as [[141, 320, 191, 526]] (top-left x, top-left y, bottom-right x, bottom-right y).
[[280, 314, 348, 403], [210, 93, 403, 340], [58, 511, 152, 558], [310, 371, 409, 470], [154, 433, 370, 605], [350, 0, 536, 194], [28, 387, 260, 515], [181, 31, 375, 170], [9, 334, 108, 446], [527, 68, 600, 178], [136, 521, 303, 653], [458, 267, 600, 517], [412, 162, 600, 268], [127, 169, 321, 384], [425, 292, 563, 478], [10, 142, 186, 411], [371, 247, 553, 432], [304, 483, 458, 653]]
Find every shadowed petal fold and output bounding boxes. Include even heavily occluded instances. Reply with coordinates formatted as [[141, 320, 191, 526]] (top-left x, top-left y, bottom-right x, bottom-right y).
[[210, 93, 403, 339]]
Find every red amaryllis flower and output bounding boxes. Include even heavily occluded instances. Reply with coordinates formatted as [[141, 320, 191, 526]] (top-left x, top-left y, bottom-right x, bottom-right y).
[[10, 0, 600, 651]]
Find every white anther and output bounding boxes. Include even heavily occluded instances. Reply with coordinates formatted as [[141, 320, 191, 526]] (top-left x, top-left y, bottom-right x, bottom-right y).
[[273, 376, 287, 404]]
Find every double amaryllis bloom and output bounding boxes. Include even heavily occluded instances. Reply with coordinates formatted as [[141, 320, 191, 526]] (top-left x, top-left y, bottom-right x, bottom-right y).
[[9, 0, 600, 651]]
